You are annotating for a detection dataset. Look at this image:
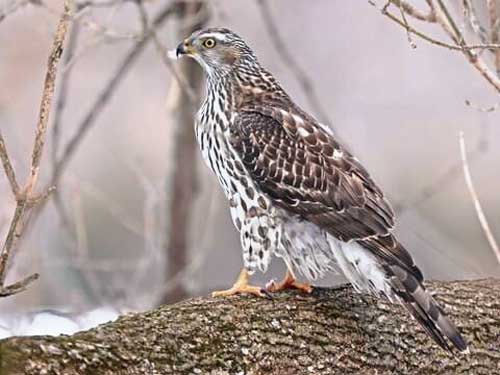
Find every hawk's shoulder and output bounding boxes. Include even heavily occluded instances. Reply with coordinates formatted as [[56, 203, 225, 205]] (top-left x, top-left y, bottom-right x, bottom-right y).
[[230, 103, 395, 242]]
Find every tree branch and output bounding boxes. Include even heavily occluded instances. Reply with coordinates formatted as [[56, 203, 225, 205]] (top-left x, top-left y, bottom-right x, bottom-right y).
[[0, 0, 72, 297], [373, 0, 500, 93], [0, 131, 20, 196], [51, 1, 178, 184], [459, 132, 500, 265], [487, 0, 500, 76], [0, 279, 498, 374]]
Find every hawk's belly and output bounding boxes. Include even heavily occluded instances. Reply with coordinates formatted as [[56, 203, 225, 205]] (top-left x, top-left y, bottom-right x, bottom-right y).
[[195, 116, 338, 278], [195, 118, 279, 274]]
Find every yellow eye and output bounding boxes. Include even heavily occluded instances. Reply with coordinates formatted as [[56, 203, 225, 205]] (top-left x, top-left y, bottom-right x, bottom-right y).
[[203, 38, 216, 49]]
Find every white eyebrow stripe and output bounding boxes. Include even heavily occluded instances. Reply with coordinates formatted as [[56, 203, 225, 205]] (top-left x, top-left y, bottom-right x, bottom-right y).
[[199, 32, 227, 41]]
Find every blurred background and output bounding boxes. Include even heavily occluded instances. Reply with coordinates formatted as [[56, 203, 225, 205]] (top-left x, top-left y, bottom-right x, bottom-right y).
[[1, 0, 499, 337]]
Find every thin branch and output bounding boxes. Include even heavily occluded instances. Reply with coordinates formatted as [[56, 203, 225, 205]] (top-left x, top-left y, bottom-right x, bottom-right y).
[[459, 131, 500, 265], [379, 3, 500, 51], [51, 1, 178, 184], [462, 0, 489, 45], [396, 0, 417, 48], [257, 0, 334, 129], [0, 131, 20, 196], [52, 22, 79, 170], [487, 0, 500, 76], [0, 0, 72, 295], [51, 21, 80, 232], [433, 0, 500, 92], [389, 0, 436, 22], [135, 0, 198, 103], [374, 0, 500, 92], [0, 273, 39, 297], [434, 0, 465, 44], [465, 99, 500, 112]]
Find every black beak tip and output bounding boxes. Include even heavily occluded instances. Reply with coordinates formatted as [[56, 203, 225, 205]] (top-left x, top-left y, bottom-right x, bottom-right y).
[[176, 43, 187, 58]]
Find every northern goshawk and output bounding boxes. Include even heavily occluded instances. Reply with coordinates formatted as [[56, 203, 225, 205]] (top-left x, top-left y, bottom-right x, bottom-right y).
[[174, 27, 468, 353]]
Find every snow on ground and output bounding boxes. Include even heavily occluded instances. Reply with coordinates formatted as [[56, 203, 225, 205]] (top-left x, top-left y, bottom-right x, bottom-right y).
[[0, 307, 119, 339]]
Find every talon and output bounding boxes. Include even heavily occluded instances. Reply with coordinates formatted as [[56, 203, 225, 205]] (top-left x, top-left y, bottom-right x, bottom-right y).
[[266, 269, 313, 294], [211, 268, 267, 298], [260, 288, 274, 300], [212, 285, 265, 298], [265, 279, 277, 291]]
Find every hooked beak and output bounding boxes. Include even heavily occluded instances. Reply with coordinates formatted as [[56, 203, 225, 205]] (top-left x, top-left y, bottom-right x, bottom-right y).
[[176, 40, 193, 58]]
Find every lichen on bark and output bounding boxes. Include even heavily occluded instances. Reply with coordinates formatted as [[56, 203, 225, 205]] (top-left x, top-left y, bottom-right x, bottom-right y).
[[1, 279, 499, 374]]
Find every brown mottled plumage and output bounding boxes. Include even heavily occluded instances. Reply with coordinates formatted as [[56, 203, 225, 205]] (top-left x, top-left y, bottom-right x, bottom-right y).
[[175, 27, 468, 353]]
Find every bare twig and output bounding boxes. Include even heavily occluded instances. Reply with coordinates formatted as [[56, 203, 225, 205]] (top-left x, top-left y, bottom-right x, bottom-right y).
[[378, 3, 500, 51], [389, 0, 436, 22], [0, 0, 72, 297], [487, 0, 500, 76], [0, 131, 20, 196], [51, 21, 80, 232], [51, 1, 178, 184], [0, 273, 40, 297], [459, 131, 500, 265], [52, 22, 79, 170], [462, 0, 489, 45], [394, 0, 417, 48], [465, 99, 500, 112], [432, 0, 500, 92], [374, 0, 500, 93], [135, 0, 198, 103], [257, 0, 334, 129]]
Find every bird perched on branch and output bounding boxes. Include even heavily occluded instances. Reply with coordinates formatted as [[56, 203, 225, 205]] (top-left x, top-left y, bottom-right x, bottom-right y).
[[173, 27, 468, 353]]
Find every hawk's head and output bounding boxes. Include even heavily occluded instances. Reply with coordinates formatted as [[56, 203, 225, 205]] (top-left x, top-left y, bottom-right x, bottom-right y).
[[176, 28, 257, 76]]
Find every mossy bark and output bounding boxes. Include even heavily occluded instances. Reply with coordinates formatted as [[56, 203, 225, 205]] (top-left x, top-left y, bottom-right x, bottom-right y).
[[1, 279, 499, 374]]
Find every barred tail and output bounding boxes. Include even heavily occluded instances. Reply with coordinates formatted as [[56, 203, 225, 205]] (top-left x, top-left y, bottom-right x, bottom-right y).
[[330, 236, 468, 352], [386, 264, 469, 353]]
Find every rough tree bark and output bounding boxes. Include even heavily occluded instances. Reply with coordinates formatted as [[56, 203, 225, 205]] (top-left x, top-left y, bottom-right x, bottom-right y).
[[1, 279, 498, 374]]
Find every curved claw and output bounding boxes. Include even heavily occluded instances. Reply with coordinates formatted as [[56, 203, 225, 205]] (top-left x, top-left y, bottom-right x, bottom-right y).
[[266, 270, 313, 294], [212, 284, 267, 298], [211, 268, 270, 299], [260, 287, 274, 300]]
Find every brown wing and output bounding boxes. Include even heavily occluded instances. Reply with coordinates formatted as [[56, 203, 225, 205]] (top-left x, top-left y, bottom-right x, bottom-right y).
[[231, 105, 394, 240], [230, 105, 423, 282]]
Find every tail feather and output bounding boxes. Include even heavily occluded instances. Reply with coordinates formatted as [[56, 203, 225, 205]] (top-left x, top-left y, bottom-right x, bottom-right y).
[[329, 236, 468, 352], [386, 264, 468, 353]]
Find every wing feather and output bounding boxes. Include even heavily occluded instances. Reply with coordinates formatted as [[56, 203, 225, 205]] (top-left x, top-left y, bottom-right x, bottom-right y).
[[231, 105, 394, 241], [230, 105, 423, 282]]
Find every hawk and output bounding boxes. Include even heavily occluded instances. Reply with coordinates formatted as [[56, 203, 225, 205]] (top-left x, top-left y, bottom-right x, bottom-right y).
[[174, 28, 468, 352]]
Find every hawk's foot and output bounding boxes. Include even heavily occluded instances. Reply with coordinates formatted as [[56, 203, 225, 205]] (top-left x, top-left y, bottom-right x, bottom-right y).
[[212, 284, 268, 298], [266, 270, 313, 294], [211, 268, 270, 298]]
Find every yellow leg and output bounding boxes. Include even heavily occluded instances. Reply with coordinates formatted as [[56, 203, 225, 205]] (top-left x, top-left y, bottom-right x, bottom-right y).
[[211, 268, 267, 298], [266, 269, 313, 294]]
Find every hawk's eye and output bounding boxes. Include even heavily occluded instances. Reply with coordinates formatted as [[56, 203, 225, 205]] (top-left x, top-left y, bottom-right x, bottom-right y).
[[203, 38, 216, 49]]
